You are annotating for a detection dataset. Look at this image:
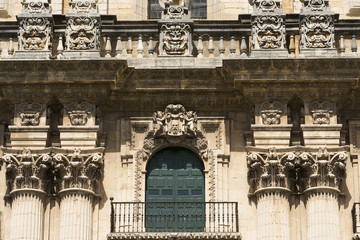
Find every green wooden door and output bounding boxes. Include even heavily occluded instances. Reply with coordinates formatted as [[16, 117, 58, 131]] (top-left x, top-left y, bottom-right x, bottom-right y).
[[145, 147, 205, 232]]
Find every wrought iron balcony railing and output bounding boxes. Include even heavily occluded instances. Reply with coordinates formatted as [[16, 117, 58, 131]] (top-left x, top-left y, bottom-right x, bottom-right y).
[[110, 202, 239, 233]]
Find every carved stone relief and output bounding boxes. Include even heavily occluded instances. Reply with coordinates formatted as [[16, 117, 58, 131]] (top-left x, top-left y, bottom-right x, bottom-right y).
[[65, 17, 100, 51], [161, 23, 191, 55], [159, 0, 191, 19], [300, 15, 335, 49], [309, 100, 334, 124], [18, 17, 52, 51], [201, 122, 222, 150], [260, 101, 283, 125], [304, 0, 329, 11], [130, 122, 149, 149], [66, 102, 94, 126], [22, 0, 51, 14], [69, 0, 98, 14], [16, 102, 44, 126]]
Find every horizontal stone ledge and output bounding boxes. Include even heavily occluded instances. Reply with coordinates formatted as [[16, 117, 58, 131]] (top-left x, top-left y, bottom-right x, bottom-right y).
[[107, 232, 242, 240]]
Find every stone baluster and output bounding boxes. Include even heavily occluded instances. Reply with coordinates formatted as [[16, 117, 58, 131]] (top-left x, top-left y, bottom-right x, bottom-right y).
[[339, 35, 345, 56], [299, 150, 347, 240], [248, 150, 295, 240], [105, 37, 112, 58], [126, 37, 132, 58], [54, 149, 104, 240], [148, 37, 154, 58], [197, 36, 203, 58], [137, 35, 143, 58], [57, 36, 64, 59], [2, 150, 52, 240], [115, 37, 123, 58], [352, 35, 358, 55], [240, 36, 247, 57], [8, 37, 13, 56], [230, 36, 236, 57], [289, 34, 295, 57], [0, 37, 2, 59], [219, 36, 225, 57], [353, 203, 360, 239], [208, 36, 214, 57]]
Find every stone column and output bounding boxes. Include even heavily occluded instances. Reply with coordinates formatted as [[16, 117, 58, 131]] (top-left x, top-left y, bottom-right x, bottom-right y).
[[248, 150, 295, 240], [2, 150, 52, 240], [54, 149, 104, 240], [10, 190, 45, 240], [256, 190, 291, 240], [299, 150, 347, 240]]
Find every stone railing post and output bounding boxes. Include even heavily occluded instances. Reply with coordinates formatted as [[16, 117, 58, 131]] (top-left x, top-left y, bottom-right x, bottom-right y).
[[247, 149, 296, 240], [2, 149, 52, 240]]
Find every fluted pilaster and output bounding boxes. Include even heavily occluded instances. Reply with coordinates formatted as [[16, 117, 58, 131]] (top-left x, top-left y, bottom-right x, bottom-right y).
[[256, 190, 290, 240], [306, 189, 340, 240], [10, 189, 45, 240], [59, 189, 94, 240]]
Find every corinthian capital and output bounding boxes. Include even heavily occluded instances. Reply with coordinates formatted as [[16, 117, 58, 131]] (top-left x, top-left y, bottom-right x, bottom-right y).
[[2, 148, 52, 193], [53, 148, 104, 193], [247, 148, 296, 194]]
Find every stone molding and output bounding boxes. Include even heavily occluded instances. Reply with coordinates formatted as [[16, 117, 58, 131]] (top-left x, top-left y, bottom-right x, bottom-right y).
[[247, 146, 348, 195], [107, 232, 242, 240]]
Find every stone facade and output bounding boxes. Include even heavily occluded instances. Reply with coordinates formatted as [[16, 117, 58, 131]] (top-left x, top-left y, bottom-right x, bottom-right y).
[[1, 1, 360, 240]]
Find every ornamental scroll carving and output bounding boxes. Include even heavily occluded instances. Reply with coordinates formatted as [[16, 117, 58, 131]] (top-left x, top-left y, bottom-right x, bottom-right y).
[[161, 23, 191, 55], [252, 15, 286, 49], [260, 101, 283, 125], [304, 0, 329, 11], [17, 102, 44, 126], [134, 104, 215, 202], [247, 147, 347, 194], [2, 149, 52, 193], [253, 0, 280, 12], [18, 17, 52, 51], [65, 17, 100, 50], [159, 0, 191, 19], [53, 149, 104, 192], [309, 100, 334, 124], [69, 0, 98, 14], [66, 102, 94, 126], [22, 0, 51, 14], [300, 15, 335, 49]]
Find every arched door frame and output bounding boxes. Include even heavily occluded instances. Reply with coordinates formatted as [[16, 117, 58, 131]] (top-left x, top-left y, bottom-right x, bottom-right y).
[[134, 130, 216, 203]]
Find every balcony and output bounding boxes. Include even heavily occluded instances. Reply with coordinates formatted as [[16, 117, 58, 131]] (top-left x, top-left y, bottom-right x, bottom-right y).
[[108, 201, 242, 240]]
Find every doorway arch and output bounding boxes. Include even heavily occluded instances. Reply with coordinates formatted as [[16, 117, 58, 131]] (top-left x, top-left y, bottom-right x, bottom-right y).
[[145, 147, 205, 232]]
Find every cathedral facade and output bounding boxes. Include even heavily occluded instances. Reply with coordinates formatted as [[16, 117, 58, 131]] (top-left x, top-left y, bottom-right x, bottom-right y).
[[0, 0, 360, 240]]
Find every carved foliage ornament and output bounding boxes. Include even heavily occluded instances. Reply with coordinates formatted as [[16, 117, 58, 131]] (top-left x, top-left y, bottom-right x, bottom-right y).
[[2, 149, 52, 192], [19, 17, 52, 51], [161, 23, 190, 55], [65, 17, 100, 50], [17, 102, 44, 126], [300, 15, 335, 49], [53, 149, 104, 192], [66, 102, 94, 126], [260, 101, 283, 125], [309, 100, 334, 124], [247, 147, 347, 194], [22, 0, 51, 14], [252, 15, 286, 50], [253, 0, 280, 12]]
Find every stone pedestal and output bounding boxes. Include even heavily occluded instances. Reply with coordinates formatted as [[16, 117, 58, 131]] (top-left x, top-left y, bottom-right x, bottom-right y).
[[256, 189, 290, 240], [9, 126, 49, 148], [58, 126, 99, 148], [59, 189, 94, 240], [10, 189, 45, 240], [305, 188, 340, 240], [251, 125, 293, 147], [301, 124, 342, 146]]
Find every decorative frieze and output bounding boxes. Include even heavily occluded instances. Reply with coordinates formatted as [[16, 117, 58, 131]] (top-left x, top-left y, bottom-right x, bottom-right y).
[[53, 148, 104, 193]]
